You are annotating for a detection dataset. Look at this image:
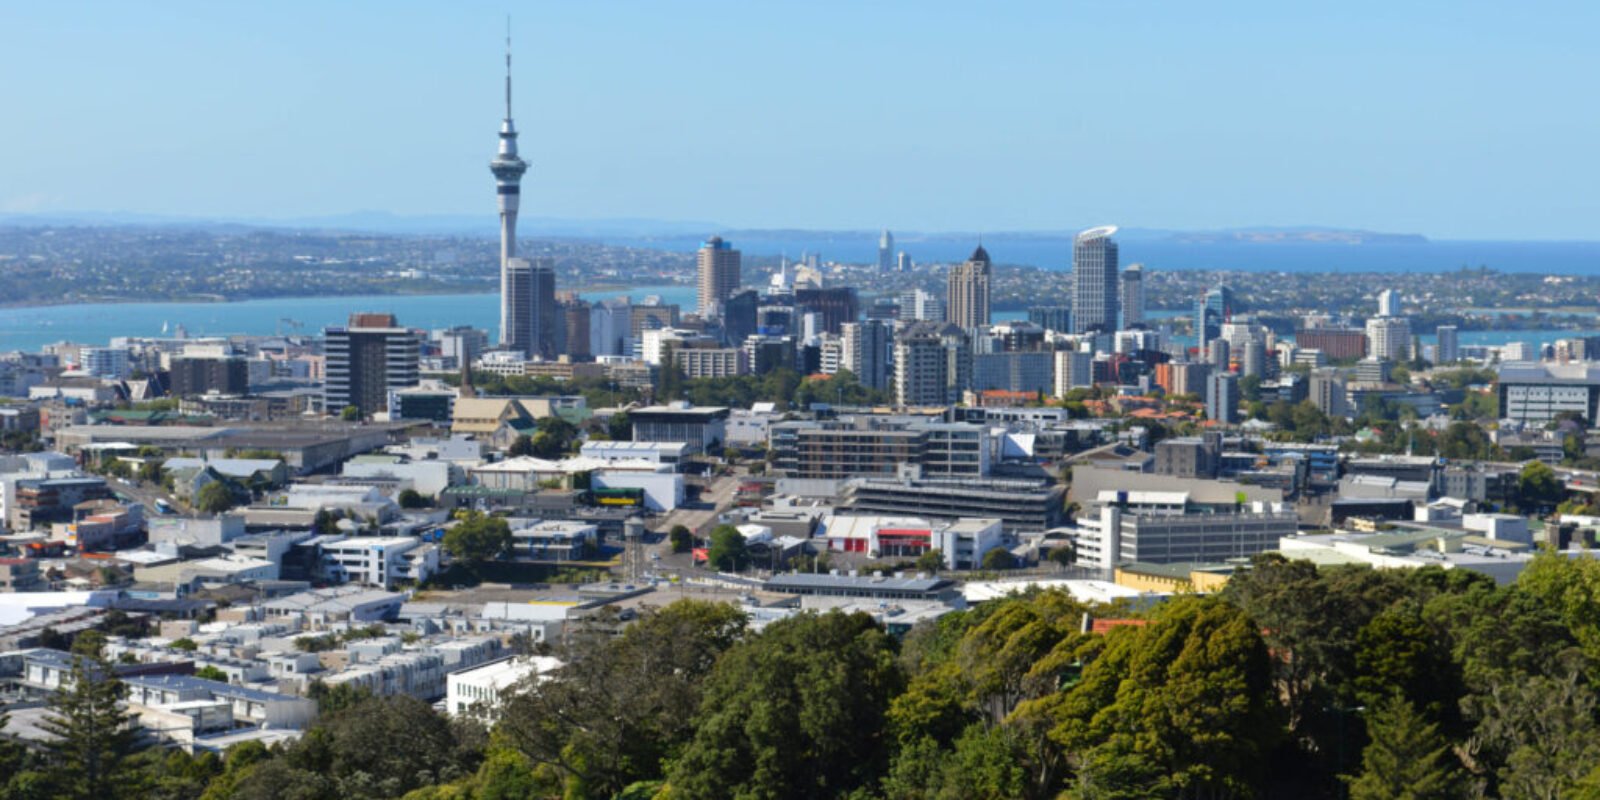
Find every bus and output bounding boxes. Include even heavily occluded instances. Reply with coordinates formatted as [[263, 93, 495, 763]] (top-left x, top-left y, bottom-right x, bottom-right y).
[[591, 487, 644, 507]]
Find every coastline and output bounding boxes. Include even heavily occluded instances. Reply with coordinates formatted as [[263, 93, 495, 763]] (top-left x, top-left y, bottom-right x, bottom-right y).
[[0, 283, 683, 311]]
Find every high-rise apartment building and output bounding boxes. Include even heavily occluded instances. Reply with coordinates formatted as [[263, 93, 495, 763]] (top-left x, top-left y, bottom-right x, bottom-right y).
[[1366, 316, 1412, 362], [170, 356, 248, 397], [1054, 350, 1094, 395], [1436, 325, 1460, 364], [559, 298, 591, 360], [841, 320, 892, 391], [1310, 368, 1348, 417], [434, 326, 489, 368], [878, 229, 894, 272], [1207, 371, 1240, 424], [589, 298, 632, 357], [946, 245, 992, 329], [77, 347, 130, 379], [1378, 289, 1402, 318], [1120, 263, 1145, 327], [1071, 226, 1119, 334], [894, 323, 969, 407], [899, 289, 945, 322], [897, 252, 912, 273], [1208, 339, 1231, 370], [722, 290, 760, 348], [325, 313, 420, 417], [697, 236, 742, 318]]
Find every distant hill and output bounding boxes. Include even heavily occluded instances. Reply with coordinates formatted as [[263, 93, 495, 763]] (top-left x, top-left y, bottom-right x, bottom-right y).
[[0, 211, 1427, 245]]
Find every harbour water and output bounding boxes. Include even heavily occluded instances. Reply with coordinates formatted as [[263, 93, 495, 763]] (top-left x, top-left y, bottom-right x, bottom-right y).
[[1, 289, 1593, 356], [0, 286, 694, 352]]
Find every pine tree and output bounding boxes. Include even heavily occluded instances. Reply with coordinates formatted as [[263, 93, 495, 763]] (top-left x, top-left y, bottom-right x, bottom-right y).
[[38, 655, 143, 800], [1346, 694, 1463, 800]]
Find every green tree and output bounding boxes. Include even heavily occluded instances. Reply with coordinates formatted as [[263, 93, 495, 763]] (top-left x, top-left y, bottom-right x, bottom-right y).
[[606, 411, 633, 441], [916, 549, 945, 573], [981, 548, 1016, 571], [70, 629, 108, 659], [1353, 605, 1462, 727], [506, 434, 534, 458], [1345, 695, 1463, 800], [340, 405, 361, 421], [1517, 460, 1563, 512], [195, 481, 235, 515], [307, 681, 374, 715], [396, 488, 428, 509], [1054, 596, 1281, 799], [0, 708, 29, 797], [705, 524, 747, 572], [668, 524, 693, 553], [442, 512, 512, 566], [193, 665, 229, 682], [40, 656, 143, 800], [529, 416, 578, 459], [669, 611, 904, 799], [499, 600, 748, 798], [1465, 671, 1600, 799], [1047, 544, 1076, 570]]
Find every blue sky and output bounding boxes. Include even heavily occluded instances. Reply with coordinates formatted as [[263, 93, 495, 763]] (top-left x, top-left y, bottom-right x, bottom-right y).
[[1, 1, 1596, 239]]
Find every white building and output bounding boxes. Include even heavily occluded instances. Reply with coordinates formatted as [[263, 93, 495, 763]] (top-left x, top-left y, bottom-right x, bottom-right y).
[[78, 347, 131, 378], [1070, 491, 1299, 570], [510, 520, 598, 562], [726, 403, 781, 446], [819, 515, 1006, 569], [341, 459, 458, 498], [1054, 350, 1093, 395], [579, 441, 687, 468], [318, 536, 439, 588], [1365, 316, 1412, 362], [446, 655, 562, 720]]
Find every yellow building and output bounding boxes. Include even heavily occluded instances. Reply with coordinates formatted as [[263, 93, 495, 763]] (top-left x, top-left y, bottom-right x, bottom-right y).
[[1114, 562, 1236, 593]]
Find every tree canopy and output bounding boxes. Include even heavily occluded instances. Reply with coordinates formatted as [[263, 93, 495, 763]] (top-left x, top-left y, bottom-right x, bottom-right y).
[[442, 512, 513, 565]]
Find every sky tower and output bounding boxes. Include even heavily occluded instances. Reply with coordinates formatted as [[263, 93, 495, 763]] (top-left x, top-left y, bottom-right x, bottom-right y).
[[491, 27, 529, 348]]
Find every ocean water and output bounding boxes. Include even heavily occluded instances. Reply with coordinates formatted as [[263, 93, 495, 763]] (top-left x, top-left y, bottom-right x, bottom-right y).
[[0, 286, 695, 353], [1, 288, 1591, 355]]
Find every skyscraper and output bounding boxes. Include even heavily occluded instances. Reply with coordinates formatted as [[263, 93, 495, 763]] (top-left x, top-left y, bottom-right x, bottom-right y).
[[897, 251, 912, 273], [1378, 289, 1401, 318], [558, 297, 591, 360], [1071, 226, 1119, 334], [502, 257, 557, 359], [325, 313, 420, 418], [1207, 371, 1240, 424], [1366, 316, 1412, 362], [878, 229, 894, 272], [1436, 325, 1459, 364], [503, 257, 533, 355], [946, 244, 992, 329], [697, 236, 742, 318], [1195, 284, 1235, 350], [490, 33, 529, 350], [529, 258, 558, 360], [841, 320, 892, 391], [1121, 262, 1145, 327]]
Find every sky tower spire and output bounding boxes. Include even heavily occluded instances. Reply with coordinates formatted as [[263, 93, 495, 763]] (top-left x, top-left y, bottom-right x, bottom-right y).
[[492, 19, 530, 349], [504, 16, 513, 121]]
